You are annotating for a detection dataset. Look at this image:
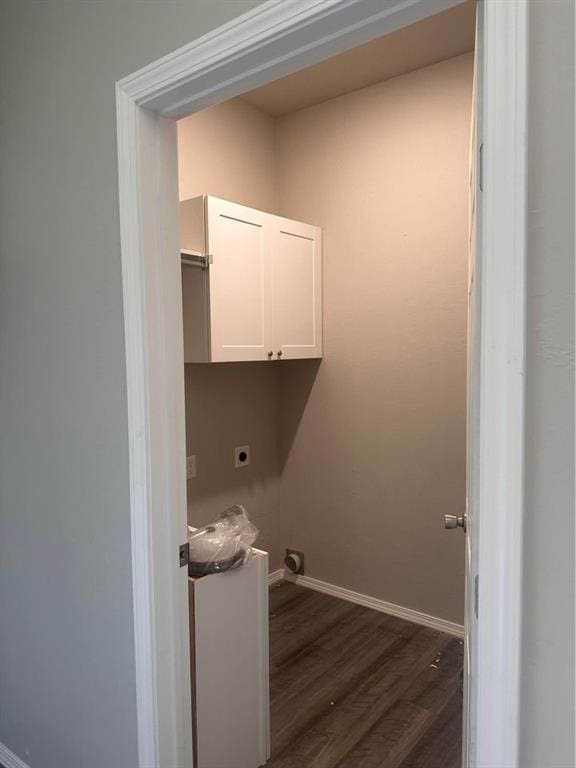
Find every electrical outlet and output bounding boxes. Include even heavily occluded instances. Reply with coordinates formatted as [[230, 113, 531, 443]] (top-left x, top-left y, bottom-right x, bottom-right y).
[[234, 445, 250, 468], [186, 455, 197, 479]]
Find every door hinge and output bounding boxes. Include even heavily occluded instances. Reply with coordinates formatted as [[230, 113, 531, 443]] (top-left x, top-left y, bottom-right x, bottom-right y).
[[474, 574, 479, 619], [479, 143, 484, 192], [179, 542, 190, 568]]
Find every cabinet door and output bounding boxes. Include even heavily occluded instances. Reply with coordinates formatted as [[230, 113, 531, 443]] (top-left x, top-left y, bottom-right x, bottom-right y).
[[206, 197, 272, 362], [271, 216, 322, 359]]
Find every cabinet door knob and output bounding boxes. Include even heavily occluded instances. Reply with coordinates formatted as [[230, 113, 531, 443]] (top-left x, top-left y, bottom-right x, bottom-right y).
[[277, 350, 283, 358], [267, 351, 273, 358]]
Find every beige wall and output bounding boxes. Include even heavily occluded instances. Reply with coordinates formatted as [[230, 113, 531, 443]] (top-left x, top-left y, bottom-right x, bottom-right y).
[[177, 57, 472, 620], [178, 100, 285, 569], [276, 54, 473, 624], [178, 99, 278, 211], [185, 364, 284, 567]]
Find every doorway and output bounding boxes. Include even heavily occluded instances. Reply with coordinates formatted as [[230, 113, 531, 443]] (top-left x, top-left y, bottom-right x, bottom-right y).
[[115, 1, 528, 766], [179, 13, 473, 761]]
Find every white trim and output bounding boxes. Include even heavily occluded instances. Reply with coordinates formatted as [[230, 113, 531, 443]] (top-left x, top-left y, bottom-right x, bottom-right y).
[[0, 742, 30, 768], [268, 568, 285, 587], [476, 2, 528, 766], [116, 95, 192, 768], [283, 573, 464, 638], [115, 86, 159, 767], [118, 0, 467, 117], [114, 0, 528, 766]]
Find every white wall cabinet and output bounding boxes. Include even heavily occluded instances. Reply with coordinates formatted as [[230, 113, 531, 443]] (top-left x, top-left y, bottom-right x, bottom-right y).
[[180, 195, 322, 362]]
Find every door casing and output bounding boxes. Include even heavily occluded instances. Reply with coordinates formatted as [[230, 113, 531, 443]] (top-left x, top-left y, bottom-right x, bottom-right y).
[[115, 1, 528, 766]]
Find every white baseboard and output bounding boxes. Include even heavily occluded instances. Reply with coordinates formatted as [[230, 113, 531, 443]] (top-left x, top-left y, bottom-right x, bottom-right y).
[[282, 572, 464, 638], [268, 568, 284, 586], [0, 742, 30, 768]]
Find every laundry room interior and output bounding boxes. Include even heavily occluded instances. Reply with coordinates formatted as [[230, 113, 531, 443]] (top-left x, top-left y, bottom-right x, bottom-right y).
[[178, 1, 476, 765]]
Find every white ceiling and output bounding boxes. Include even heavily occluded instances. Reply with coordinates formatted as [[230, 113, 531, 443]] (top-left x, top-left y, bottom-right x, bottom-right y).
[[241, 0, 476, 117]]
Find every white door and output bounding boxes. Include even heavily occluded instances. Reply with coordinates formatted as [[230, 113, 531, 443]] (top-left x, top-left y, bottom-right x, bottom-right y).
[[206, 197, 273, 362], [270, 216, 322, 360], [462, 5, 482, 766]]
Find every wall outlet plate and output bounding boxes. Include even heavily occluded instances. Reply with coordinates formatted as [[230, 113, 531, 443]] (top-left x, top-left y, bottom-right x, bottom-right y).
[[234, 445, 250, 468], [186, 455, 197, 479]]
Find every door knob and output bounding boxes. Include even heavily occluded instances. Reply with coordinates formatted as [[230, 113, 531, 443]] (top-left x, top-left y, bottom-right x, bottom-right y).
[[444, 514, 467, 531]]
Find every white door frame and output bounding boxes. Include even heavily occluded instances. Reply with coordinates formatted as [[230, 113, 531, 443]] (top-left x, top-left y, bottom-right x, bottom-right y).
[[115, 1, 528, 766]]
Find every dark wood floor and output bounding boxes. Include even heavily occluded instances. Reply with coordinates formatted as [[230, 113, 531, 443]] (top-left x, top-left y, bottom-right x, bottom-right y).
[[268, 582, 463, 768]]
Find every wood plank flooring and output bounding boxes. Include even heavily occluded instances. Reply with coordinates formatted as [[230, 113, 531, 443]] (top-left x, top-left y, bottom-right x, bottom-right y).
[[268, 582, 463, 768]]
